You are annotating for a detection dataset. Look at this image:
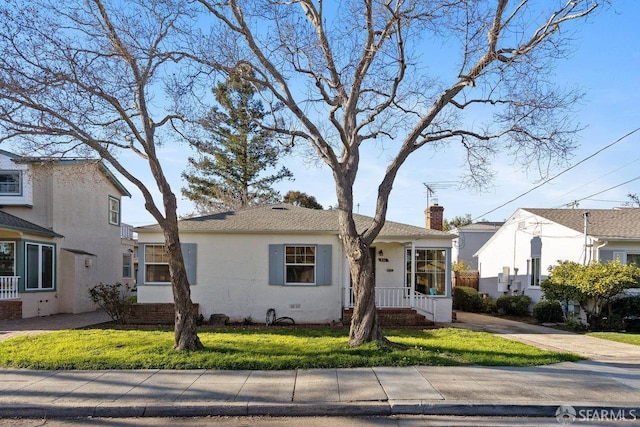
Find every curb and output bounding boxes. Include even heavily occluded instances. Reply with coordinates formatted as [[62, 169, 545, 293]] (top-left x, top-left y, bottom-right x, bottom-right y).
[[0, 402, 638, 419]]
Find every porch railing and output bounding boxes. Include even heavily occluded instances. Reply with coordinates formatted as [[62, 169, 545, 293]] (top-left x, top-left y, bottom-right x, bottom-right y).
[[0, 276, 20, 300], [346, 286, 435, 321]]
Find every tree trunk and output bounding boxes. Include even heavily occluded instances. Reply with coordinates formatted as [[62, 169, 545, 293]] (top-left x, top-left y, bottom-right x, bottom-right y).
[[163, 219, 204, 350], [344, 236, 387, 347]]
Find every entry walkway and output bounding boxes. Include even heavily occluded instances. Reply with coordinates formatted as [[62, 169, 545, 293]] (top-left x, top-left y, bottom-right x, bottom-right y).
[[0, 310, 110, 342]]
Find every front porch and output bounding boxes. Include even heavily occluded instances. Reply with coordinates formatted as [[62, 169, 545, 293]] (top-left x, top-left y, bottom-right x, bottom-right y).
[[0, 276, 19, 300], [0, 276, 21, 320], [344, 286, 440, 324]]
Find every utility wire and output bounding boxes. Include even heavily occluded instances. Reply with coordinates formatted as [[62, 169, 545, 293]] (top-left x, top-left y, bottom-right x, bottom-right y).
[[572, 174, 640, 204], [472, 127, 640, 221]]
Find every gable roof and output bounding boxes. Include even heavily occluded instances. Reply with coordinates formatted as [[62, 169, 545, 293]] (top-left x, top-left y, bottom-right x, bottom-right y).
[[524, 208, 640, 240], [0, 210, 63, 238], [137, 204, 452, 240]]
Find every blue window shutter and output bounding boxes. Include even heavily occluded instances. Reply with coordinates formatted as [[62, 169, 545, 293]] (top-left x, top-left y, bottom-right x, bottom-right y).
[[137, 243, 145, 285], [269, 244, 284, 285], [181, 243, 197, 285], [316, 245, 332, 285]]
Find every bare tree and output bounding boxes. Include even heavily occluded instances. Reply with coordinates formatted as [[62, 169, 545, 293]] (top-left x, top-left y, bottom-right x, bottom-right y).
[[0, 0, 203, 350], [192, 0, 600, 346]]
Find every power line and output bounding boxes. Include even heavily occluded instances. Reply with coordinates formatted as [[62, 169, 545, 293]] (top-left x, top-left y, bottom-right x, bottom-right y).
[[572, 175, 640, 204], [472, 127, 640, 221]]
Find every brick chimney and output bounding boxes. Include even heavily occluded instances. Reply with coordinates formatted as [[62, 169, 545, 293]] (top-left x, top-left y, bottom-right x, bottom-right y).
[[425, 204, 444, 231]]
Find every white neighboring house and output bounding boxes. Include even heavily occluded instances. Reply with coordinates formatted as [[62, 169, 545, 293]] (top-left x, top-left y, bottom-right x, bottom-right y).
[[0, 150, 133, 319], [475, 208, 640, 305], [135, 204, 455, 324]]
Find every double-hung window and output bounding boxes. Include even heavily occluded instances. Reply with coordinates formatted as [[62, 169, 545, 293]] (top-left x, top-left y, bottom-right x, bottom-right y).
[[25, 243, 54, 290], [144, 244, 170, 283], [122, 253, 133, 279], [108, 196, 120, 226], [0, 171, 21, 195], [285, 245, 316, 284], [530, 257, 541, 287]]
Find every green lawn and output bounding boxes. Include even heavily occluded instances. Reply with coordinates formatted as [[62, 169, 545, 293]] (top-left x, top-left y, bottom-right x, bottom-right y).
[[0, 327, 582, 370], [586, 331, 640, 346]]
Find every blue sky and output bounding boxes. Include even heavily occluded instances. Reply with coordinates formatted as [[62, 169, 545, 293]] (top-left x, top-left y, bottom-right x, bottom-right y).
[[121, 2, 640, 228]]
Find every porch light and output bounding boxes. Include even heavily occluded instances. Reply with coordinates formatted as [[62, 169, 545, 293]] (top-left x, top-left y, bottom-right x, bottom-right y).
[[378, 250, 383, 257]]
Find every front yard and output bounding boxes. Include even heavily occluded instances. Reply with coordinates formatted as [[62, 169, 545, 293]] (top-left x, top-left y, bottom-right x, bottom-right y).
[[586, 332, 640, 346], [0, 327, 581, 370]]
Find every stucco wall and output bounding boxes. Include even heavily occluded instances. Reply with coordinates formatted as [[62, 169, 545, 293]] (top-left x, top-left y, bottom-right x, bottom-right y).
[[138, 233, 453, 324], [138, 232, 345, 324], [2, 161, 128, 317], [477, 209, 584, 304]]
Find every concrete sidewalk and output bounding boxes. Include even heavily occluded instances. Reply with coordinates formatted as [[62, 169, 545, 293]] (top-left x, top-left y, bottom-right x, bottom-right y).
[[1, 363, 640, 419], [1, 311, 639, 419]]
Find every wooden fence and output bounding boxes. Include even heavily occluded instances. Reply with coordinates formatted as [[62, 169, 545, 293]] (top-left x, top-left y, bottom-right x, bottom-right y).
[[453, 270, 479, 290]]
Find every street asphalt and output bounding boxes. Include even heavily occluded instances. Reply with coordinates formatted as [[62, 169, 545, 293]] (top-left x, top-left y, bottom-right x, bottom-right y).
[[0, 311, 639, 421]]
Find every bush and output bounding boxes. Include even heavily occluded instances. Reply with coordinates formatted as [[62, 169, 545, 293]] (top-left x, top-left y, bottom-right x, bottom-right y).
[[88, 282, 132, 324], [482, 297, 498, 314], [590, 314, 626, 332], [496, 294, 532, 316], [532, 300, 564, 323], [611, 295, 640, 318], [452, 286, 484, 312]]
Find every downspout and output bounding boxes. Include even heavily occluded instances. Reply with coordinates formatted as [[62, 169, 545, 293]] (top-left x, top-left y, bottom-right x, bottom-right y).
[[595, 240, 609, 263], [583, 211, 590, 266]]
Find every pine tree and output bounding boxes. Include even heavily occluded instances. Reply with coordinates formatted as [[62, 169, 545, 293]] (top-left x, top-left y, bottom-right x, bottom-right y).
[[182, 73, 292, 213], [282, 191, 323, 209]]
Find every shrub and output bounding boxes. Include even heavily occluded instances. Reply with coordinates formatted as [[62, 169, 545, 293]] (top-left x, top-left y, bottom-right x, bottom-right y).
[[532, 300, 564, 323], [452, 286, 484, 312], [496, 294, 531, 316], [611, 295, 640, 318], [482, 297, 498, 314], [88, 282, 132, 324]]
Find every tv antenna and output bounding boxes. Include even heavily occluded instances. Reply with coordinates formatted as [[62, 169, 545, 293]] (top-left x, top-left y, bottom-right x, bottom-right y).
[[423, 181, 456, 207]]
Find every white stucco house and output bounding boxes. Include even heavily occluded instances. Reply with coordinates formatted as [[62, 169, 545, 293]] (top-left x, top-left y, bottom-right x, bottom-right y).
[[475, 208, 640, 305], [0, 150, 133, 319], [135, 204, 455, 324]]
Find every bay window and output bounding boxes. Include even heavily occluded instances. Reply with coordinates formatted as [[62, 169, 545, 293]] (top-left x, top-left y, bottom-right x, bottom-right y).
[[406, 248, 447, 296]]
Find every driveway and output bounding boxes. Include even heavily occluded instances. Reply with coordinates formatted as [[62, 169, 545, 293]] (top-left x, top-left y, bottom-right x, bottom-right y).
[[0, 310, 110, 342], [454, 311, 640, 362]]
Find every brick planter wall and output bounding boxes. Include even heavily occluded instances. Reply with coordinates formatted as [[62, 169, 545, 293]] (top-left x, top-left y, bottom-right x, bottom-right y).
[[342, 308, 433, 327], [126, 303, 199, 325], [0, 301, 22, 320]]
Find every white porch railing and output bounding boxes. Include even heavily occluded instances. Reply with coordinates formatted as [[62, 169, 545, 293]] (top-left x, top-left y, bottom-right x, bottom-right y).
[[346, 287, 435, 322], [0, 276, 20, 300]]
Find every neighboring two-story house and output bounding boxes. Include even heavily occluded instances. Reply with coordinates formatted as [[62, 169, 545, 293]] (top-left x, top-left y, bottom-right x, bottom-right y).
[[0, 150, 132, 319]]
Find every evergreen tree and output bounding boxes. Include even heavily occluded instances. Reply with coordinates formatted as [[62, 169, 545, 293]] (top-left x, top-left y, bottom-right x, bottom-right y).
[[283, 191, 323, 209], [182, 73, 292, 213]]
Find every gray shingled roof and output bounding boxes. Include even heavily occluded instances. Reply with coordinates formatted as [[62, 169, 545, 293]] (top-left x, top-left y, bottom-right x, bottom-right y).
[[0, 211, 63, 237], [457, 222, 504, 231], [137, 204, 452, 239], [524, 208, 640, 240]]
